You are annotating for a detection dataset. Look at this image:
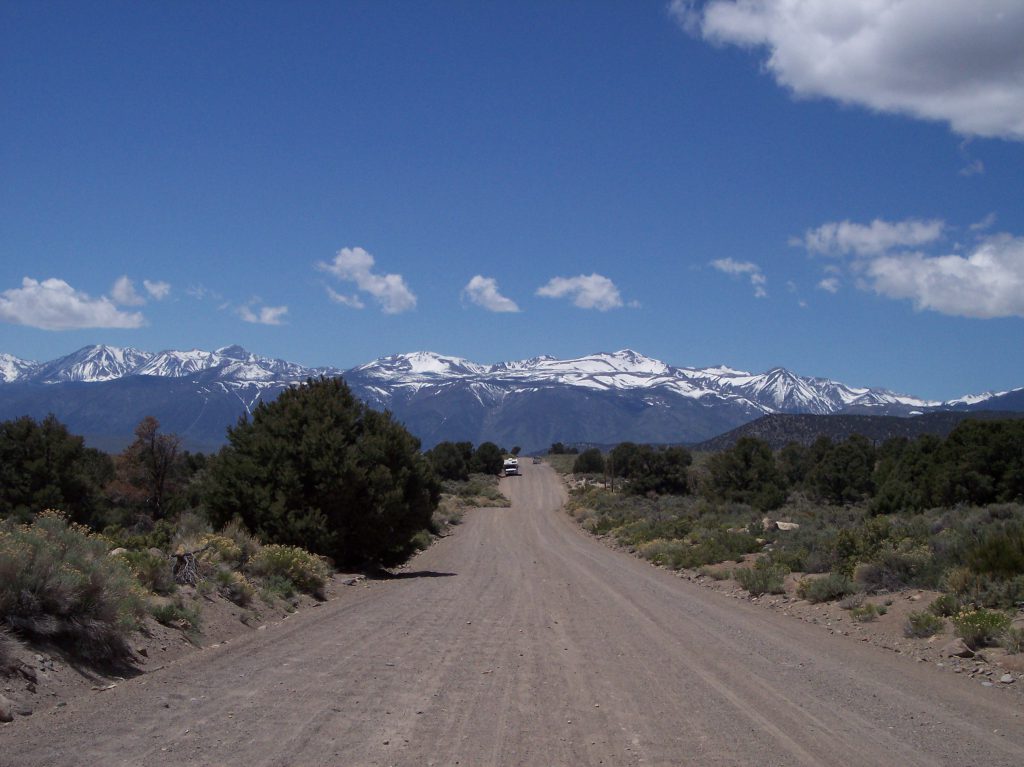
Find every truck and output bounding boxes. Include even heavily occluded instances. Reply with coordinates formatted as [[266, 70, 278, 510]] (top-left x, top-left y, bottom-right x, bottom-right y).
[[503, 457, 520, 476]]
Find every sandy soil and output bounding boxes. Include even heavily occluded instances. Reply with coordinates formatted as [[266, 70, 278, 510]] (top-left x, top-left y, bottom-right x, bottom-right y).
[[3, 462, 1024, 766]]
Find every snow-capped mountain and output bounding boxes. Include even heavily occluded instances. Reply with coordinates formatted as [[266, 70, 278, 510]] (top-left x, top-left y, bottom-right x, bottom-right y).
[[31, 345, 153, 384], [346, 349, 939, 415], [0, 353, 38, 384], [0, 344, 1018, 452], [9, 344, 339, 387]]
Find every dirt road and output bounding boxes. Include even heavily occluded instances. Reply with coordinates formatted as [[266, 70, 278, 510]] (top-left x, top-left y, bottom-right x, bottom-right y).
[[5, 463, 1024, 766]]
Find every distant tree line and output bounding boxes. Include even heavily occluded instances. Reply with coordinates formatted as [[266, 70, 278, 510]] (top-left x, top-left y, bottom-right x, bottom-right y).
[[567, 420, 1024, 513]]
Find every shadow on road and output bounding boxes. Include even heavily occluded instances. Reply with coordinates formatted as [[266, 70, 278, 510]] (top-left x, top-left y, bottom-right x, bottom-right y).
[[374, 570, 457, 580]]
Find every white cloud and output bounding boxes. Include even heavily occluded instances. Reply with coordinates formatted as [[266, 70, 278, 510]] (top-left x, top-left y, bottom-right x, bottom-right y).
[[111, 275, 145, 306], [673, 0, 1024, 141], [797, 218, 945, 257], [817, 277, 841, 293], [970, 212, 998, 232], [959, 159, 985, 177], [324, 286, 365, 310], [710, 258, 768, 297], [316, 247, 416, 314], [535, 274, 624, 311], [864, 234, 1024, 318], [462, 275, 520, 313], [238, 304, 288, 326], [143, 279, 171, 300], [0, 277, 145, 330]]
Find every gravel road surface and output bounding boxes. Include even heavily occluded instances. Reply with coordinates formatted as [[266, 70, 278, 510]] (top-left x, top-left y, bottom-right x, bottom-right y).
[[4, 462, 1023, 766]]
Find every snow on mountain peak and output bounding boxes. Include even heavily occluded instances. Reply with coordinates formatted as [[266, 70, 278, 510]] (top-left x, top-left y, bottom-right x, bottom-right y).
[[0, 353, 38, 383], [34, 344, 152, 383]]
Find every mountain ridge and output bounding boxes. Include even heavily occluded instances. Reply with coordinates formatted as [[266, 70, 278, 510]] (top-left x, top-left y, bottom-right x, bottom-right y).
[[1, 344, 1020, 453]]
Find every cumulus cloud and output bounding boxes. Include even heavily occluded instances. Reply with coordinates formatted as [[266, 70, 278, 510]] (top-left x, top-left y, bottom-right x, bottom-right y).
[[143, 279, 171, 300], [864, 234, 1024, 318], [672, 0, 1024, 141], [317, 247, 416, 314], [0, 277, 145, 330], [536, 274, 624, 311], [462, 275, 520, 313], [111, 276, 145, 306], [796, 218, 945, 257], [710, 258, 768, 298], [238, 304, 289, 326]]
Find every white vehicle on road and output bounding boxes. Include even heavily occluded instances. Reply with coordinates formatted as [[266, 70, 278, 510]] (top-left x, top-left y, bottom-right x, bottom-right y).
[[503, 458, 520, 476]]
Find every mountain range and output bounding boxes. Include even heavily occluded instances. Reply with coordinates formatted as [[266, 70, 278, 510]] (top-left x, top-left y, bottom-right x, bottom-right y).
[[0, 344, 1020, 453]]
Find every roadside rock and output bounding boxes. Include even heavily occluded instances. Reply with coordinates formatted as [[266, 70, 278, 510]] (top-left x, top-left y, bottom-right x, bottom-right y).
[[0, 693, 32, 722], [940, 638, 975, 658]]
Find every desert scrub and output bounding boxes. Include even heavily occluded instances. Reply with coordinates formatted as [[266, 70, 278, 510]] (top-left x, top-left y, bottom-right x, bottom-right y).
[[636, 539, 689, 568], [0, 510, 146, 662], [120, 549, 176, 595], [850, 602, 886, 622], [213, 569, 255, 607], [734, 560, 788, 596], [444, 474, 508, 507], [951, 609, 1012, 649], [0, 626, 20, 671], [1000, 627, 1024, 654], [218, 518, 262, 565], [698, 566, 730, 581], [905, 611, 944, 638], [247, 544, 330, 599], [259, 574, 298, 603], [797, 572, 857, 603], [927, 592, 961, 618], [150, 596, 201, 631], [410, 529, 434, 553], [838, 593, 864, 610]]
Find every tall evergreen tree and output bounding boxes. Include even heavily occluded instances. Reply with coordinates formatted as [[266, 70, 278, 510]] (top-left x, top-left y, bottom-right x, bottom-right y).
[[204, 377, 440, 568]]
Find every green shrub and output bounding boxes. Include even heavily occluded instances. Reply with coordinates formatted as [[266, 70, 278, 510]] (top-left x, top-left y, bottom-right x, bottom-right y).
[[853, 543, 935, 593], [927, 592, 961, 618], [797, 572, 857, 603], [1000, 627, 1024, 655], [259, 574, 297, 603], [850, 602, 885, 622], [905, 611, 944, 638], [410, 529, 433, 553], [213, 569, 255, 607], [951, 609, 1012, 649], [698, 566, 730, 581], [192, 533, 244, 569], [247, 544, 330, 598], [636, 539, 690, 568], [121, 549, 176, 595], [734, 560, 788, 596], [150, 597, 201, 631], [219, 518, 262, 565], [0, 510, 146, 662]]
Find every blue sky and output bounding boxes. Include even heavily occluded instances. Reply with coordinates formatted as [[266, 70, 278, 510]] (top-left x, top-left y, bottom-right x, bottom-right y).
[[2, 0, 1022, 400]]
